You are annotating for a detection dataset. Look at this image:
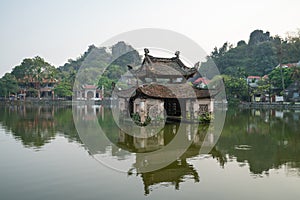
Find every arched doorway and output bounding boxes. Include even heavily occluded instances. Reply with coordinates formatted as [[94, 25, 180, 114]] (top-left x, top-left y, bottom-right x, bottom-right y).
[[87, 91, 94, 99]]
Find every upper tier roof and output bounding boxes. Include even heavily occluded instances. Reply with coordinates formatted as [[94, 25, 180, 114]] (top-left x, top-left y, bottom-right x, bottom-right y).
[[129, 49, 197, 80]]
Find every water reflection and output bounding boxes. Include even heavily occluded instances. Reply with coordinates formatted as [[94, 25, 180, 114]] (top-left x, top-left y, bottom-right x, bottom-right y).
[[0, 105, 300, 194], [217, 108, 300, 176], [0, 105, 80, 148], [136, 154, 200, 195], [118, 123, 213, 194]]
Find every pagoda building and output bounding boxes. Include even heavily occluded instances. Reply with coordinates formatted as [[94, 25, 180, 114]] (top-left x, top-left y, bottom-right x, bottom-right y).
[[115, 49, 215, 123]]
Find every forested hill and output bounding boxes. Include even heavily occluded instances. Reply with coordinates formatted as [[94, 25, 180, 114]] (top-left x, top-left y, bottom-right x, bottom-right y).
[[58, 41, 141, 86], [0, 41, 141, 97], [59, 41, 140, 72], [200, 29, 300, 78], [1, 29, 299, 99]]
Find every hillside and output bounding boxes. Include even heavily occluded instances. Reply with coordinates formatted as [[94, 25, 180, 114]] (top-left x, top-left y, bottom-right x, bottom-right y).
[[200, 29, 300, 78]]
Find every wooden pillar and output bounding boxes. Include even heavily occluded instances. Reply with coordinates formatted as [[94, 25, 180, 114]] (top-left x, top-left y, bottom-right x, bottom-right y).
[[181, 99, 186, 119], [190, 100, 194, 120], [139, 101, 146, 123]]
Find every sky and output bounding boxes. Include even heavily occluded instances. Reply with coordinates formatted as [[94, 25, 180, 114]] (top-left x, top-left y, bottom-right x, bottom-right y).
[[0, 0, 300, 77]]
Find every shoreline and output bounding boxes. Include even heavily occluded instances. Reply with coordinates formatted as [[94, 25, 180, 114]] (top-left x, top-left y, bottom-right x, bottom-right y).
[[0, 99, 111, 106], [2, 99, 300, 110], [238, 102, 300, 109]]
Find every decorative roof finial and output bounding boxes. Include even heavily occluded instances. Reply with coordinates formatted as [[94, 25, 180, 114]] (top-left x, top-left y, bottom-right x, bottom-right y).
[[175, 51, 180, 58], [144, 48, 150, 55], [127, 65, 133, 71]]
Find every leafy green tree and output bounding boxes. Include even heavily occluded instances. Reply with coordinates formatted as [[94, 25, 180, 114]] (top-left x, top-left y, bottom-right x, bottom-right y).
[[97, 76, 114, 95], [62, 42, 141, 92], [269, 67, 293, 90], [237, 40, 247, 47], [251, 79, 271, 97], [200, 29, 300, 79], [222, 75, 248, 104], [11, 56, 57, 98], [54, 81, 73, 98], [209, 75, 248, 104], [0, 73, 19, 97], [251, 41, 277, 75], [281, 30, 300, 63]]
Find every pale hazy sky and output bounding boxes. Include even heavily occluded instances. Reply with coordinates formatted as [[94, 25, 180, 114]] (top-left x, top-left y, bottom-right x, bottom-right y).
[[0, 0, 299, 77]]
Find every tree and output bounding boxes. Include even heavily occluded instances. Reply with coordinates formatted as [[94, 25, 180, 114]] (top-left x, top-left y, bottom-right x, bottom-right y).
[[54, 81, 73, 98], [251, 41, 277, 75], [0, 73, 19, 97], [237, 40, 247, 47], [251, 79, 271, 98], [208, 75, 248, 104], [215, 75, 248, 104], [97, 76, 114, 95], [11, 56, 57, 98], [201, 29, 300, 78], [269, 67, 293, 90], [282, 30, 300, 63]]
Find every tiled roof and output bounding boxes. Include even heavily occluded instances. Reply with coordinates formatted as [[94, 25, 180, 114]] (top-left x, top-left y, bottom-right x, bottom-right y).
[[115, 83, 213, 99], [131, 50, 197, 79], [138, 84, 211, 99], [280, 63, 298, 68], [18, 76, 58, 83], [113, 87, 137, 98], [247, 76, 261, 79], [83, 85, 97, 89]]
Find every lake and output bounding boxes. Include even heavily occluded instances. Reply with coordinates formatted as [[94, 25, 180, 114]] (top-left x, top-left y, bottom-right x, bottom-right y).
[[0, 104, 299, 200]]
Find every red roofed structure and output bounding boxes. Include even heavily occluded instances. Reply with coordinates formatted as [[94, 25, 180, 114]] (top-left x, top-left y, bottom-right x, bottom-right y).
[[193, 77, 210, 85]]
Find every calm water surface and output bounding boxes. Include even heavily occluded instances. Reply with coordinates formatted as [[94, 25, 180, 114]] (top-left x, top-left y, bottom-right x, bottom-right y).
[[0, 105, 299, 200]]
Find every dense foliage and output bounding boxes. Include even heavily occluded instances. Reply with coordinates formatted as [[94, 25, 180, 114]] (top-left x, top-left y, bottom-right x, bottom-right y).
[[61, 41, 140, 93], [0, 41, 140, 98], [201, 30, 300, 78], [201, 29, 300, 104], [0, 73, 19, 97], [0, 30, 299, 103]]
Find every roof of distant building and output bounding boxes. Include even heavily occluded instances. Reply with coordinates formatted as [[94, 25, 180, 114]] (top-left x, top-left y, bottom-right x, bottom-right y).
[[262, 75, 269, 79], [277, 63, 298, 68], [193, 77, 210, 85], [18, 76, 58, 83], [247, 76, 261, 79], [83, 85, 97, 89]]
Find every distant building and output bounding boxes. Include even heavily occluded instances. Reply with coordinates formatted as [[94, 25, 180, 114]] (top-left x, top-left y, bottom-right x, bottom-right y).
[[285, 81, 300, 102], [247, 76, 261, 87], [74, 85, 103, 100], [276, 63, 298, 69], [17, 76, 58, 99], [193, 77, 211, 89]]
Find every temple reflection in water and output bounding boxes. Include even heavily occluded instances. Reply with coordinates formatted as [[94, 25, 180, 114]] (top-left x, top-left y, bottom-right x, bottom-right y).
[[73, 104, 217, 194], [118, 122, 212, 195]]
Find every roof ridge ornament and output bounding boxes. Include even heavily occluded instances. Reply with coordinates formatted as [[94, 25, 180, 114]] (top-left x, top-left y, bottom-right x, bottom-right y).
[[175, 51, 180, 58], [144, 48, 150, 56]]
